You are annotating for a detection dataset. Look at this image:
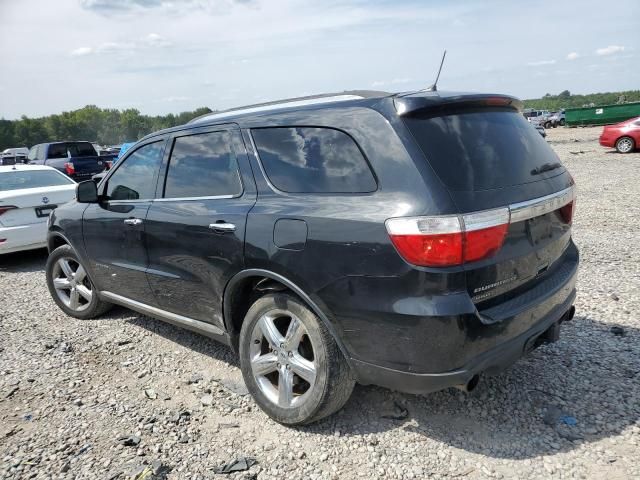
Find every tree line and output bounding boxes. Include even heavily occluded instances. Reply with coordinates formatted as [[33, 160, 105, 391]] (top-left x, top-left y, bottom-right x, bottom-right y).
[[3, 89, 640, 150], [523, 90, 640, 111], [0, 105, 213, 151]]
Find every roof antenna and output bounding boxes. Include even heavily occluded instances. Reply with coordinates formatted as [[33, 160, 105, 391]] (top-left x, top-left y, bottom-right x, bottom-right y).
[[427, 50, 447, 91]]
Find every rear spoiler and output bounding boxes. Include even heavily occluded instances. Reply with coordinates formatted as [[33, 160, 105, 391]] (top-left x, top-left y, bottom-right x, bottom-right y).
[[393, 92, 522, 117]]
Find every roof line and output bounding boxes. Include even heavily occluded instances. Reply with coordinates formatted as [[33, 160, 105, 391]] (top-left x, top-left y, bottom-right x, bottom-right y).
[[188, 91, 390, 125]]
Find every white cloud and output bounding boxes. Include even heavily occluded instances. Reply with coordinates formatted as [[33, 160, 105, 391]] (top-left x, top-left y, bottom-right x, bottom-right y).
[[144, 33, 171, 47], [566, 52, 580, 60], [70, 47, 94, 56], [526, 59, 556, 66], [70, 34, 169, 57], [595, 45, 625, 56]]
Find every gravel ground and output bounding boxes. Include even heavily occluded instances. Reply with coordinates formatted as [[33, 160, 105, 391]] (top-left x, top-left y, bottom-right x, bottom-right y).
[[1, 126, 639, 480]]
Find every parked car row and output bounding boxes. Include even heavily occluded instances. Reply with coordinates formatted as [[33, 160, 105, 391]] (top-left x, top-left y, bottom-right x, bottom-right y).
[[523, 109, 565, 128], [26, 142, 113, 181]]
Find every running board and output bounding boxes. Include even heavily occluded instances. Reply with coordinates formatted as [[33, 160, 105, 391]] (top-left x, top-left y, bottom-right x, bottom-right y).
[[101, 291, 227, 339]]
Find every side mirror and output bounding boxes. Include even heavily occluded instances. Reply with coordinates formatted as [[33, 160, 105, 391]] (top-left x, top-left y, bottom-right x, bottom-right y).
[[76, 180, 99, 203]]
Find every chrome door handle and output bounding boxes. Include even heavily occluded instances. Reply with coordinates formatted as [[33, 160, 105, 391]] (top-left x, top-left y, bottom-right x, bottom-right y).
[[124, 218, 143, 226], [209, 222, 236, 233]]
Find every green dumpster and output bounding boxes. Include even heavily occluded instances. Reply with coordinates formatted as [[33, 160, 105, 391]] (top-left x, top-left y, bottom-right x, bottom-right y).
[[565, 102, 640, 127]]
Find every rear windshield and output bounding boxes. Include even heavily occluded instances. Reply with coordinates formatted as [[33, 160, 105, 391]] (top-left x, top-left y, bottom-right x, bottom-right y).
[[404, 109, 564, 191], [48, 142, 97, 159], [0, 170, 74, 191]]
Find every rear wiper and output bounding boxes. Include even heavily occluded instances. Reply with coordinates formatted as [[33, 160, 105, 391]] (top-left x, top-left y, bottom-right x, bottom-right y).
[[531, 162, 562, 175]]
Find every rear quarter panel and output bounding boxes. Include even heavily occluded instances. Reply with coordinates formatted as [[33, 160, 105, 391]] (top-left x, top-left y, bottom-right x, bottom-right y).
[[240, 105, 464, 359]]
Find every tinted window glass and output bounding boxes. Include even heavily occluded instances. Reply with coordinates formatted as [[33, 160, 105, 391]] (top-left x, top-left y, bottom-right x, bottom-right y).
[[403, 109, 564, 191], [47, 142, 97, 159], [252, 127, 376, 193], [164, 131, 242, 198], [0, 170, 74, 191], [106, 142, 164, 200]]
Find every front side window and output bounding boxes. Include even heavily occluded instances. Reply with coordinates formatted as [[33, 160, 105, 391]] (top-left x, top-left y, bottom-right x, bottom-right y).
[[164, 131, 242, 198], [106, 141, 164, 200], [251, 127, 376, 193]]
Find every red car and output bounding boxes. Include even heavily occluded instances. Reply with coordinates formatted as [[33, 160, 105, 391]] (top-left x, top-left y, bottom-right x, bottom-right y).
[[599, 116, 640, 153]]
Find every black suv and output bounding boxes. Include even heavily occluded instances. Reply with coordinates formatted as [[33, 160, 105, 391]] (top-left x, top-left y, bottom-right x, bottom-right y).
[[45, 90, 578, 425]]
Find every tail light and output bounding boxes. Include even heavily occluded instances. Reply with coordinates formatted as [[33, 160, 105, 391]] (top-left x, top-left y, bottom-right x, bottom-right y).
[[386, 208, 510, 267], [559, 200, 574, 224], [64, 162, 75, 175], [0, 206, 17, 216]]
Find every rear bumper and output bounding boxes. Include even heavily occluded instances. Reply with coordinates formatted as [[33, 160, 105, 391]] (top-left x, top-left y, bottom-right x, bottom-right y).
[[599, 135, 615, 147], [0, 223, 47, 254], [328, 244, 579, 394], [352, 290, 575, 394]]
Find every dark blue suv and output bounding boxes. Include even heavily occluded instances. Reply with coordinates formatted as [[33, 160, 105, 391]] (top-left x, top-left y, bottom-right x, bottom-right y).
[[45, 90, 578, 425]]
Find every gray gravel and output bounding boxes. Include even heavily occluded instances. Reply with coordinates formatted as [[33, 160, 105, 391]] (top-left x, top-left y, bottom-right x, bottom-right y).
[[1, 126, 639, 479]]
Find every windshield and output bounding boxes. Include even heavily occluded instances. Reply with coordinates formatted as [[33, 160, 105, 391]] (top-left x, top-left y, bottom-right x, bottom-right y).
[[0, 170, 74, 191], [404, 108, 565, 191]]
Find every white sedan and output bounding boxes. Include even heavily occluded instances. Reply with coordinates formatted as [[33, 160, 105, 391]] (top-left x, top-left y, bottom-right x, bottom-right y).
[[0, 165, 76, 254]]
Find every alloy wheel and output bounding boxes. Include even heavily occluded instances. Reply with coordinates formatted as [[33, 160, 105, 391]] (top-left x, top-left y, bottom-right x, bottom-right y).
[[617, 138, 633, 153], [249, 309, 317, 408], [52, 258, 93, 312]]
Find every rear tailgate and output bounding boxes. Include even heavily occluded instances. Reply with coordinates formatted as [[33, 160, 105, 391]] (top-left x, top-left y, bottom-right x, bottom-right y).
[[403, 105, 576, 307], [0, 185, 76, 227], [69, 155, 108, 179]]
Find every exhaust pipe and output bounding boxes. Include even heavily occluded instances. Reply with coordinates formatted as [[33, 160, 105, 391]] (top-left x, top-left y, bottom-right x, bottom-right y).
[[454, 374, 480, 393], [563, 305, 576, 322]]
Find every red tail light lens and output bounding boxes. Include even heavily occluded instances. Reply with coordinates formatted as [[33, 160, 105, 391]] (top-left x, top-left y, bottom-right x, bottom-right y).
[[389, 232, 463, 266], [0, 206, 17, 216], [386, 208, 510, 267], [464, 224, 509, 262], [64, 162, 75, 175], [559, 200, 574, 224]]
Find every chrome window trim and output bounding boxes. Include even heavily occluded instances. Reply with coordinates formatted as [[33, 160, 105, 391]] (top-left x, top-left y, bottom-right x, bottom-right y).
[[509, 185, 575, 223], [107, 199, 154, 204], [101, 291, 225, 337], [154, 194, 237, 202]]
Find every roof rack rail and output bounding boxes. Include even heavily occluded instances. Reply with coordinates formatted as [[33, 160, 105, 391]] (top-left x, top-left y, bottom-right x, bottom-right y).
[[188, 93, 366, 124]]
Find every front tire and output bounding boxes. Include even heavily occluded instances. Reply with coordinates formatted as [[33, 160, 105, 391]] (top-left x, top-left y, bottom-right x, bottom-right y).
[[46, 244, 112, 319], [615, 136, 635, 154], [239, 293, 355, 425]]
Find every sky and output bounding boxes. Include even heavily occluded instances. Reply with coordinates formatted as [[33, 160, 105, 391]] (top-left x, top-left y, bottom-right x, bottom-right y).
[[0, 0, 638, 119]]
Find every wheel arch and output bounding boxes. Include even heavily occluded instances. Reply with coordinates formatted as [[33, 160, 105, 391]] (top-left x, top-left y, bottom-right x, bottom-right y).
[[47, 230, 72, 253], [223, 269, 353, 366]]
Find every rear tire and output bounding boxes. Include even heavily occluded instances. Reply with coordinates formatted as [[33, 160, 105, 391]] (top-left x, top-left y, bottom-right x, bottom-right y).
[[46, 245, 112, 319], [239, 293, 355, 425], [615, 136, 635, 154]]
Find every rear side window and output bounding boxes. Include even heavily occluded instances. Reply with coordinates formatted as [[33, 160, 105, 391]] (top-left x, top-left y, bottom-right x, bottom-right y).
[[106, 142, 164, 200], [164, 131, 242, 198], [404, 109, 564, 191], [251, 127, 376, 193], [0, 170, 74, 191]]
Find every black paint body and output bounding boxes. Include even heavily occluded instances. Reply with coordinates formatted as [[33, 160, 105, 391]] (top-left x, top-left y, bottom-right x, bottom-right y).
[[48, 91, 578, 393]]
